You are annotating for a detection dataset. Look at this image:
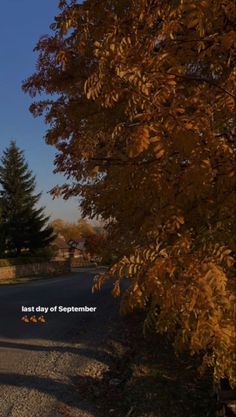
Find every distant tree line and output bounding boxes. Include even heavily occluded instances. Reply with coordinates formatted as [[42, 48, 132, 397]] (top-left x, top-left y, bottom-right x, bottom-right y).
[[50, 217, 97, 241], [50, 218, 110, 261]]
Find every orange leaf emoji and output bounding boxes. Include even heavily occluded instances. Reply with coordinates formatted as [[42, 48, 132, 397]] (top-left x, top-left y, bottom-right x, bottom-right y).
[[21, 315, 30, 323], [30, 315, 38, 323], [38, 315, 46, 323]]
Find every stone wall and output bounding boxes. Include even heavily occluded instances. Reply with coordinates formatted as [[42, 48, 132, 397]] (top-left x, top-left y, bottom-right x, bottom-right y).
[[0, 261, 70, 281], [70, 258, 96, 268]]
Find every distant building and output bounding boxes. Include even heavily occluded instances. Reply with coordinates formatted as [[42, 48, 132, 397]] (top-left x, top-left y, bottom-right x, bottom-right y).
[[52, 234, 88, 260]]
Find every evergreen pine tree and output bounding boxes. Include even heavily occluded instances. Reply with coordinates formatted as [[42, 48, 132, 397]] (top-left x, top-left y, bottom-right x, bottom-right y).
[[0, 200, 5, 257], [0, 141, 55, 256]]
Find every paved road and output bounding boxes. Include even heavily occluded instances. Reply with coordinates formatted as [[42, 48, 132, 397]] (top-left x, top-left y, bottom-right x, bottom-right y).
[[0, 270, 119, 417]]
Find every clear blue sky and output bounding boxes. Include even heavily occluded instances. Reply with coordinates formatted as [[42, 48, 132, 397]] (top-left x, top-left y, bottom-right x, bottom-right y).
[[0, 0, 81, 222]]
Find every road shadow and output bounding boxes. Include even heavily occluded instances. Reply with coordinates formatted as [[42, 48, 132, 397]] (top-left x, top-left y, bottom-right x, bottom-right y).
[[0, 372, 95, 415], [0, 340, 113, 366], [0, 365, 216, 417]]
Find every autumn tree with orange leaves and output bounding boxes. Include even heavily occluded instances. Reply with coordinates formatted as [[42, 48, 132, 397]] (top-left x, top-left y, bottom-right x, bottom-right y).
[[23, 0, 236, 385]]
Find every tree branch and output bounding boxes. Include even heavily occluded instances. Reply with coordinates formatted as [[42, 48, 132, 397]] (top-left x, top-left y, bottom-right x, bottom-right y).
[[167, 72, 236, 99]]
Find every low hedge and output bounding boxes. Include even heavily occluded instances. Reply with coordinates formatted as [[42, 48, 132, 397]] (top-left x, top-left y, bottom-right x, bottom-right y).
[[0, 257, 49, 267]]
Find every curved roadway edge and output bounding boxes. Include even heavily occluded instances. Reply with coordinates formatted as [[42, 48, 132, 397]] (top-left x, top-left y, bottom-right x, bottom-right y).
[[0, 270, 119, 417]]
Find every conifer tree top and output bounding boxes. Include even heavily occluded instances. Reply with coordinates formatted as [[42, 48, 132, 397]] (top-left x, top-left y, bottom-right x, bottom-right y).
[[0, 141, 54, 256]]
